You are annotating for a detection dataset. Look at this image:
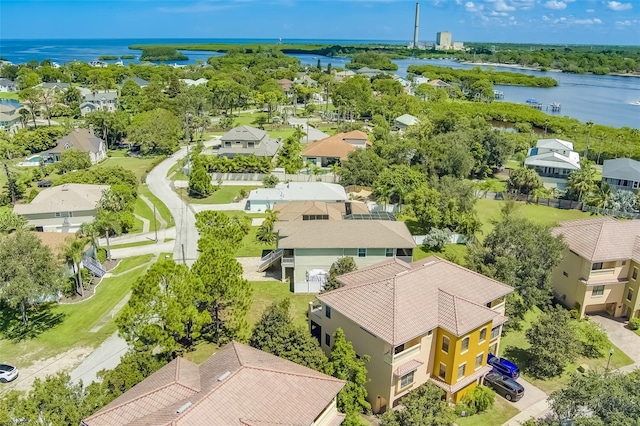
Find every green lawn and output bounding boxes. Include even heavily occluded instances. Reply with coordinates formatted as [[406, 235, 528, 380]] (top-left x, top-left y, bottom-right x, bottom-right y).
[[236, 227, 273, 258], [500, 307, 635, 394], [109, 240, 157, 250], [414, 244, 468, 264], [134, 197, 158, 232], [130, 217, 145, 234], [110, 254, 154, 275], [177, 185, 256, 205], [456, 397, 519, 426], [0, 256, 151, 366], [0, 92, 19, 100], [137, 185, 173, 226], [248, 281, 315, 329], [97, 155, 164, 181]]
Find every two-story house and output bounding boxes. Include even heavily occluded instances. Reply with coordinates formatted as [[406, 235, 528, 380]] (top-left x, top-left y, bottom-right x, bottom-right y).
[[246, 182, 348, 213], [14, 183, 109, 233], [0, 103, 23, 134], [551, 217, 640, 319], [310, 256, 513, 412], [602, 158, 640, 193], [42, 127, 107, 164], [78, 89, 118, 116], [524, 138, 581, 181], [82, 341, 346, 426], [265, 220, 416, 293], [218, 125, 281, 158]]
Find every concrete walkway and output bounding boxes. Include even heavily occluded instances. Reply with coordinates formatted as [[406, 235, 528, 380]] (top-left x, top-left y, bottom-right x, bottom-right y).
[[190, 201, 247, 212], [140, 194, 168, 229], [134, 214, 150, 233], [110, 241, 174, 259], [99, 228, 176, 246]]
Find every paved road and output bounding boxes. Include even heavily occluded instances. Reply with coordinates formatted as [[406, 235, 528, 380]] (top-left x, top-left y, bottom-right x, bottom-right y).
[[69, 332, 129, 386]]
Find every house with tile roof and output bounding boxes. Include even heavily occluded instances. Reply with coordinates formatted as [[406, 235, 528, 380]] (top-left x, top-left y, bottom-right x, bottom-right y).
[[82, 341, 345, 426], [301, 132, 360, 167], [309, 256, 513, 411], [245, 182, 348, 213], [602, 158, 640, 193], [14, 183, 109, 232], [42, 127, 106, 164], [265, 220, 416, 293], [551, 217, 640, 319], [219, 125, 281, 158], [273, 200, 369, 222], [525, 138, 581, 181]]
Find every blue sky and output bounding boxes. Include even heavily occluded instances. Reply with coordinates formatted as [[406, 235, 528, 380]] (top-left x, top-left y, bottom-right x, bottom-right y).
[[1, 0, 639, 45]]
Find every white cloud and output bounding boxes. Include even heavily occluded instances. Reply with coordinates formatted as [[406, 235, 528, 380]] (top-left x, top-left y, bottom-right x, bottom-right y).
[[615, 19, 638, 26], [542, 14, 550, 21], [545, 1, 567, 10], [593, 18, 602, 24], [586, 8, 594, 13], [490, 10, 509, 16], [607, 1, 633, 11], [489, 0, 515, 12], [465, 1, 483, 12], [510, 0, 536, 10], [158, 1, 237, 13]]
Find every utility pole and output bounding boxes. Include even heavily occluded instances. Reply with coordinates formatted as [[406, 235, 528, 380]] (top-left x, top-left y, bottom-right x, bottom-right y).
[[4, 163, 15, 205]]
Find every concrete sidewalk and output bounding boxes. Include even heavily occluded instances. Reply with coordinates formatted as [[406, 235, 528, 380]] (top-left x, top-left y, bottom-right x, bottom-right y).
[[99, 228, 176, 246], [69, 332, 129, 386], [110, 241, 174, 258]]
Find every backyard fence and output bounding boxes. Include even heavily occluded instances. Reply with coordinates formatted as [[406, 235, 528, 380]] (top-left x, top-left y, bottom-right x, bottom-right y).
[[209, 171, 339, 184]]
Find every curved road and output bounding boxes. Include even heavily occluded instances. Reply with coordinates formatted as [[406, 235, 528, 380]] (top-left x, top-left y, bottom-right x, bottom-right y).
[[146, 145, 200, 266]]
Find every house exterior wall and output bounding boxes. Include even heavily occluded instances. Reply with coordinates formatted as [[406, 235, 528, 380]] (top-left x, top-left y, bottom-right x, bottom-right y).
[[623, 262, 640, 318], [288, 248, 410, 293], [552, 249, 630, 317], [312, 397, 342, 426], [20, 210, 97, 233], [602, 177, 640, 193], [310, 299, 504, 412]]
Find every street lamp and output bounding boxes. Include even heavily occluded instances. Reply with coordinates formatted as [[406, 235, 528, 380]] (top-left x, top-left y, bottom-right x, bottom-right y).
[[606, 348, 614, 372]]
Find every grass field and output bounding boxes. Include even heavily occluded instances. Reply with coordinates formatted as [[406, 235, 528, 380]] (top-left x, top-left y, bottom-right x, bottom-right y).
[[109, 240, 157, 250], [456, 397, 519, 426], [0, 92, 19, 100], [110, 254, 154, 275], [0, 255, 153, 366], [247, 280, 315, 329], [499, 307, 634, 394], [177, 185, 256, 205], [236, 226, 273, 258], [137, 185, 173, 226], [98, 153, 164, 181]]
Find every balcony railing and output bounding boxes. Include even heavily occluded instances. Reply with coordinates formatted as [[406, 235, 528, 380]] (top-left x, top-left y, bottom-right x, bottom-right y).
[[282, 257, 295, 266], [310, 301, 322, 318], [384, 343, 421, 365], [581, 268, 619, 283]]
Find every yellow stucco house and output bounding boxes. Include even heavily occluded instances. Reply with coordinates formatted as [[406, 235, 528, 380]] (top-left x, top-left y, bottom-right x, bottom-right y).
[[551, 217, 640, 319], [309, 256, 513, 413]]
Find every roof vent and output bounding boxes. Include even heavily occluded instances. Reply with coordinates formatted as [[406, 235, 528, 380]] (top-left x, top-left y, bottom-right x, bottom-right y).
[[176, 402, 192, 414], [217, 371, 231, 381], [422, 260, 436, 267]]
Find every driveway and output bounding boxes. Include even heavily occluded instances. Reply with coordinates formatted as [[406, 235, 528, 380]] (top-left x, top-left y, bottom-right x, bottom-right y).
[[287, 117, 329, 143], [589, 314, 640, 365], [502, 377, 551, 425]]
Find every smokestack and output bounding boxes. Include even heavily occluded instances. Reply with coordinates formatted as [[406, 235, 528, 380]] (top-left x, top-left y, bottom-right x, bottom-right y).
[[413, 2, 420, 48]]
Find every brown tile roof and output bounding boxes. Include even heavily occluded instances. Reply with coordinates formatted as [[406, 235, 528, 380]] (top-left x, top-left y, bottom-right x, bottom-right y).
[[394, 359, 424, 377], [274, 220, 416, 249], [83, 342, 344, 426], [430, 365, 492, 394], [552, 217, 640, 262], [34, 232, 76, 257], [301, 135, 356, 160], [318, 257, 513, 345], [273, 201, 369, 221], [340, 130, 368, 141]]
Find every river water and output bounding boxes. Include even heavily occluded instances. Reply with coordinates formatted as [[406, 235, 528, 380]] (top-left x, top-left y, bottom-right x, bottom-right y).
[[1, 39, 638, 129]]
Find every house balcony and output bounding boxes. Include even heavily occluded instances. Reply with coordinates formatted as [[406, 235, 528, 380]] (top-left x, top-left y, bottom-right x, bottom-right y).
[[384, 343, 421, 365], [282, 256, 295, 266], [581, 269, 627, 284], [310, 300, 323, 318]]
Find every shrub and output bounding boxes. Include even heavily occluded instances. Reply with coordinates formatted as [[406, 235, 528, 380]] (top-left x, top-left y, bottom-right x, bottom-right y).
[[461, 385, 495, 414], [576, 319, 609, 358], [629, 317, 640, 331], [96, 248, 107, 263], [262, 174, 279, 188], [422, 228, 452, 252]]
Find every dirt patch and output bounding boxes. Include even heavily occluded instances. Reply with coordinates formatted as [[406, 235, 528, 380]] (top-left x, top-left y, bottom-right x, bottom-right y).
[[2, 346, 93, 394], [237, 257, 282, 282]]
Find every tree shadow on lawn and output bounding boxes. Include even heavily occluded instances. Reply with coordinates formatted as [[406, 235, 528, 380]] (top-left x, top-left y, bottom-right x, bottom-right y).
[[0, 303, 65, 342], [503, 346, 530, 371]]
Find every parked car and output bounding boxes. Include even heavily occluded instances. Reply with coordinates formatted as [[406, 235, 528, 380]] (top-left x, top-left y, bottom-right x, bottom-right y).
[[488, 353, 520, 379], [37, 180, 52, 188], [0, 364, 19, 383], [483, 371, 524, 402]]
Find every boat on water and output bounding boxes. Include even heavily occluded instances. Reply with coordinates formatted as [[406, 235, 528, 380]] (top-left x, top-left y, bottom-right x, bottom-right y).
[[631, 100, 640, 106], [525, 98, 543, 109]]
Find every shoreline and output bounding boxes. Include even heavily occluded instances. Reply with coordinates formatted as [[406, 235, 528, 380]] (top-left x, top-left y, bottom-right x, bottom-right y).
[[461, 61, 640, 78]]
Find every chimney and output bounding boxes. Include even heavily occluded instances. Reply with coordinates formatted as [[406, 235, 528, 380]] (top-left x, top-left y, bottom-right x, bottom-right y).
[[413, 2, 420, 48]]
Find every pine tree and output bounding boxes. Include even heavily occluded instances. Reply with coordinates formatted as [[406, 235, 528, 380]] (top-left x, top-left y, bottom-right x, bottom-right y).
[[188, 154, 213, 198], [322, 257, 357, 293]]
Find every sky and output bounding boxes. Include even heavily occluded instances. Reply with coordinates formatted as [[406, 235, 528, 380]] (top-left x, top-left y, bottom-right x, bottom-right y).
[[0, 0, 639, 45]]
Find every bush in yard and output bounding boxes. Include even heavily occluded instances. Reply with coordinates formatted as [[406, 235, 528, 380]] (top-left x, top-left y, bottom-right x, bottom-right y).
[[421, 228, 452, 252], [461, 385, 495, 414], [262, 174, 279, 188], [629, 317, 640, 331], [576, 319, 609, 358]]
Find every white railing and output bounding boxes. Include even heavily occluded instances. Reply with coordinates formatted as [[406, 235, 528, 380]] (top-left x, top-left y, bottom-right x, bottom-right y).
[[258, 249, 283, 271], [282, 257, 295, 265], [384, 344, 421, 365]]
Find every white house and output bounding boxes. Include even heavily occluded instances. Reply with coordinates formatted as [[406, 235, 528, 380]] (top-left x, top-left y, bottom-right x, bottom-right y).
[[395, 114, 420, 131], [525, 138, 581, 181], [245, 182, 348, 213]]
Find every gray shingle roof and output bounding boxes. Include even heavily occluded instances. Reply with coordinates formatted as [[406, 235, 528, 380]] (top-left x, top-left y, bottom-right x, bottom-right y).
[[318, 257, 513, 345], [13, 183, 109, 215], [221, 125, 267, 142], [46, 128, 104, 155], [602, 158, 640, 181]]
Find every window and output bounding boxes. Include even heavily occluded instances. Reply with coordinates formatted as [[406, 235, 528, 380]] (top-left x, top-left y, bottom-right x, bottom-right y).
[[490, 326, 501, 340], [394, 344, 405, 355], [441, 336, 449, 353], [457, 363, 466, 380], [325, 305, 332, 318], [54, 212, 61, 218], [325, 333, 331, 347], [68, 212, 74, 218], [628, 288, 634, 302], [357, 248, 367, 258], [247, 142, 255, 148], [385, 248, 394, 258], [622, 260, 627, 266], [563, 271, 569, 277], [438, 363, 446, 380], [479, 328, 487, 343], [592, 285, 605, 297], [400, 371, 414, 388], [633, 267, 638, 280], [224, 141, 231, 147], [461, 336, 470, 353], [592, 263, 604, 271], [475, 353, 484, 369], [634, 182, 639, 189]]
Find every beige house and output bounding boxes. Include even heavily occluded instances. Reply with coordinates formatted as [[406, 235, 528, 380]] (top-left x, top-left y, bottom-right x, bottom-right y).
[[13, 183, 109, 232], [82, 341, 345, 426], [551, 217, 640, 319], [43, 128, 107, 164], [273, 200, 369, 221], [310, 257, 512, 412], [263, 220, 416, 293]]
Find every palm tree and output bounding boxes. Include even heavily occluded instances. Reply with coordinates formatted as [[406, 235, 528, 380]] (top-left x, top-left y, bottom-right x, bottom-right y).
[[63, 237, 87, 297], [94, 211, 122, 261], [567, 161, 596, 202], [585, 121, 593, 158], [587, 182, 612, 208]]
